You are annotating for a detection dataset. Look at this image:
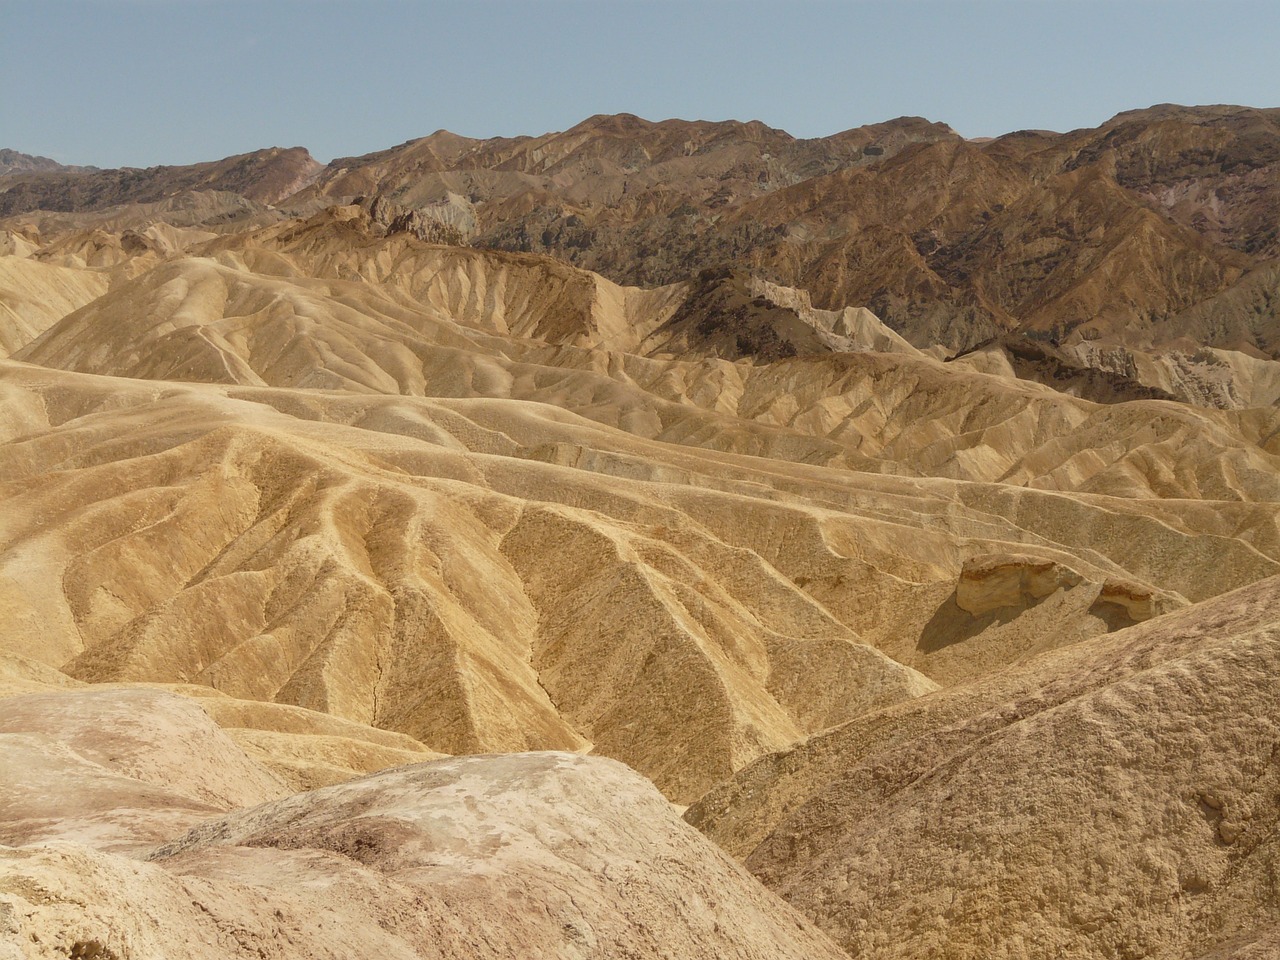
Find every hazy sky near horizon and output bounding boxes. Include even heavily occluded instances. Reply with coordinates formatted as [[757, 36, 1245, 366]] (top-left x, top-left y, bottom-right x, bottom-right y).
[[3, 0, 1278, 167]]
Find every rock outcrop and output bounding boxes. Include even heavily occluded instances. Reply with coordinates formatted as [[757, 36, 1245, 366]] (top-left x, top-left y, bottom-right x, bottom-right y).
[[0, 689, 846, 960]]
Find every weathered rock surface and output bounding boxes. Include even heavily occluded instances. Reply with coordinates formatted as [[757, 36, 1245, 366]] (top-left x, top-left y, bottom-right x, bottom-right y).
[[0, 688, 845, 960], [288, 106, 1280, 360], [0, 688, 286, 851], [954, 553, 1085, 616], [687, 575, 1280, 960]]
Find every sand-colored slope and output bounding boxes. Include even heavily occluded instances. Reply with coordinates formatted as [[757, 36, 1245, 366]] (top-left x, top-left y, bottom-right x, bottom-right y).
[[0, 688, 288, 852], [3, 358, 1278, 800], [0, 362, 945, 801], [0, 657, 444, 792], [687, 575, 1280, 959], [207, 204, 691, 352], [182, 688, 444, 791], [0, 687, 846, 960], [0, 255, 109, 356]]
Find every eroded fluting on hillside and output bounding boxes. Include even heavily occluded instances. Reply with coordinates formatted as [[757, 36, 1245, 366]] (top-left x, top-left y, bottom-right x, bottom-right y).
[[2, 357, 1278, 803]]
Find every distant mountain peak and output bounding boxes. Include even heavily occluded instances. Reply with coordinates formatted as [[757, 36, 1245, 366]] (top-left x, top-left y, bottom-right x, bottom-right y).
[[0, 149, 97, 176]]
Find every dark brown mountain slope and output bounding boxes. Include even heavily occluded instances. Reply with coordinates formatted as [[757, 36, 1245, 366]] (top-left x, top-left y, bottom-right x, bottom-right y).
[[0, 148, 96, 175], [0, 146, 320, 215], [296, 106, 1275, 355], [1067, 104, 1280, 258]]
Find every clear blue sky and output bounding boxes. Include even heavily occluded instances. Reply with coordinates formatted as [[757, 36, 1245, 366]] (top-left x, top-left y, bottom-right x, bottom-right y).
[[3, 0, 1278, 168]]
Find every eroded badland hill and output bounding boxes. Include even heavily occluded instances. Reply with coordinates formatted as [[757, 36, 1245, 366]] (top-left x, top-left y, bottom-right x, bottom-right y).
[[3, 105, 1280, 959]]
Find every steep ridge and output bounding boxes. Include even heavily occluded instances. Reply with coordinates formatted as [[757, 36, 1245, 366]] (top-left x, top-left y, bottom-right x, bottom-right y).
[[686, 574, 1280, 959], [1070, 104, 1280, 259], [292, 114, 957, 224], [0, 255, 110, 356], [0, 362, 942, 801], [709, 136, 1253, 351], [0, 688, 288, 851], [0, 659, 445, 792], [14, 216, 1280, 503], [951, 332, 1280, 410], [211, 204, 690, 351], [1164, 258, 1280, 357], [639, 266, 922, 361], [266, 108, 1280, 360]]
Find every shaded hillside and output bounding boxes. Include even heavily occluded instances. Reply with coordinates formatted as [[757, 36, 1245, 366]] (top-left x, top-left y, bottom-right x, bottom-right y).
[[0, 148, 97, 175], [687, 575, 1280, 959], [0, 146, 320, 214], [300, 106, 1280, 355]]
